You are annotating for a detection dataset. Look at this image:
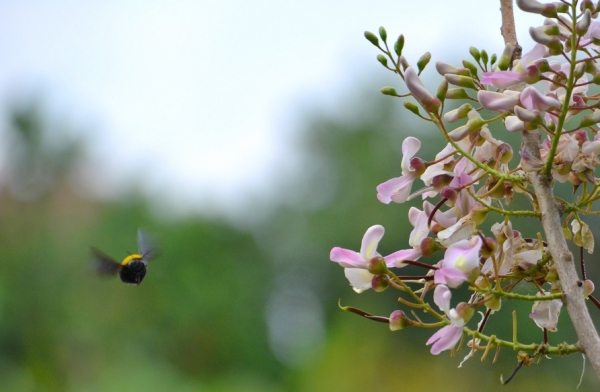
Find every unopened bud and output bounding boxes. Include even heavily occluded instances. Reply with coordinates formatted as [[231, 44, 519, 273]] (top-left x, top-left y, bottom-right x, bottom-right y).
[[404, 101, 421, 115], [462, 60, 478, 77], [497, 43, 514, 71], [583, 279, 595, 298], [378, 26, 388, 42], [364, 31, 379, 47], [381, 86, 398, 96], [516, 0, 568, 17], [574, 62, 586, 80], [577, 10, 592, 36], [440, 186, 458, 204], [431, 174, 453, 191], [490, 53, 497, 66], [420, 237, 441, 257], [466, 117, 486, 133], [371, 274, 390, 292], [523, 65, 542, 84], [446, 88, 470, 100], [436, 61, 460, 76], [579, 109, 600, 127], [445, 74, 477, 89], [389, 310, 410, 331], [417, 52, 432, 73], [394, 34, 405, 56], [469, 46, 481, 62], [444, 103, 473, 122], [405, 67, 441, 113], [436, 79, 448, 102], [480, 49, 489, 65], [377, 54, 388, 67], [368, 256, 388, 275]]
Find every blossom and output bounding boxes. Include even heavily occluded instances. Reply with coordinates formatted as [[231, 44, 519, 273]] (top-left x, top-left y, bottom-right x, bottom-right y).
[[434, 236, 482, 288], [530, 293, 563, 332], [330, 225, 414, 292], [426, 284, 471, 355], [377, 137, 421, 204]]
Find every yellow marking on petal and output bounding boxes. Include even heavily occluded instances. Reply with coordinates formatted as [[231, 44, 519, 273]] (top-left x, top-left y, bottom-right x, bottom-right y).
[[122, 254, 143, 266]]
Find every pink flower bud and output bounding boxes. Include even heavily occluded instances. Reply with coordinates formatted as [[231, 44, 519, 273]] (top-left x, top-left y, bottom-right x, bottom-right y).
[[405, 67, 441, 113]]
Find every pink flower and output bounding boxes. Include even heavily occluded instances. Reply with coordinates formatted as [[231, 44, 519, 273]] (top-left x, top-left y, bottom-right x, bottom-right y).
[[426, 284, 471, 355], [434, 236, 482, 288], [477, 90, 520, 112], [480, 71, 525, 89], [530, 293, 563, 332], [330, 225, 403, 293], [377, 137, 421, 204]]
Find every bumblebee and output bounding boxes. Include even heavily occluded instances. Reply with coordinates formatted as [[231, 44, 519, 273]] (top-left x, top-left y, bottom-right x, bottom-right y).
[[90, 229, 157, 285]]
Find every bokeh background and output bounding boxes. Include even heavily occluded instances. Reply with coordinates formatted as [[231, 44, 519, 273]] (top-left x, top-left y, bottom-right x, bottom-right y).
[[1, 1, 600, 391]]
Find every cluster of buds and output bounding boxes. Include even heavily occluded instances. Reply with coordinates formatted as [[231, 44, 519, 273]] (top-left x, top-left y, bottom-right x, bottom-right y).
[[331, 0, 600, 381]]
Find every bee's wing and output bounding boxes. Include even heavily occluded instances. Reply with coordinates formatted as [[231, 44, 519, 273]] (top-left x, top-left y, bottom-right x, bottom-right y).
[[138, 229, 159, 261], [90, 247, 122, 275]]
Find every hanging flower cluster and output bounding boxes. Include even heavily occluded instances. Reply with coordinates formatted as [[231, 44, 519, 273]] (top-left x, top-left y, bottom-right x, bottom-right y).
[[331, 0, 600, 382]]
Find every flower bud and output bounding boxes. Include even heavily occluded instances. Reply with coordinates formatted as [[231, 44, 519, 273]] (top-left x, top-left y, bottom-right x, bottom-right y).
[[404, 101, 421, 115], [497, 43, 514, 71], [446, 88, 470, 100], [378, 26, 388, 42], [516, 0, 568, 17], [579, 109, 600, 127], [523, 65, 542, 84], [371, 274, 390, 292], [436, 61, 460, 76], [583, 279, 595, 299], [462, 60, 478, 77], [444, 74, 477, 89], [576, 10, 592, 36], [440, 186, 458, 204], [405, 67, 441, 113], [417, 52, 432, 73], [377, 54, 388, 67], [420, 237, 441, 257], [480, 49, 489, 65], [436, 79, 448, 103], [431, 174, 453, 191], [368, 256, 388, 274], [381, 86, 398, 96], [444, 103, 473, 122], [490, 53, 497, 66], [389, 310, 410, 331], [394, 34, 405, 56], [364, 31, 379, 47], [469, 46, 481, 62], [574, 62, 586, 80]]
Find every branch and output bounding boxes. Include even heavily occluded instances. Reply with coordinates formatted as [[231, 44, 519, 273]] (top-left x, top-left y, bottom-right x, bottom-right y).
[[499, 0, 600, 378]]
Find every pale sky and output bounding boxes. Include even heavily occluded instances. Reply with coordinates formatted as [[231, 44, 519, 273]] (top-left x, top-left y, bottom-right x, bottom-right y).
[[0, 1, 540, 217]]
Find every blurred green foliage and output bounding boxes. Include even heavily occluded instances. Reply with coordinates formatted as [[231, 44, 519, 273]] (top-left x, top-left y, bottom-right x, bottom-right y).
[[0, 88, 599, 392]]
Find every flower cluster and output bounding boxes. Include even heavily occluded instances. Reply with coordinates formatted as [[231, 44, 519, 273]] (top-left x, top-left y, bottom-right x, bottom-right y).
[[330, 0, 600, 380]]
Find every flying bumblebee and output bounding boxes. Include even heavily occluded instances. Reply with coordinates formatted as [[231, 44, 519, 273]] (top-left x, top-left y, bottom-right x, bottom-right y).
[[90, 229, 158, 285]]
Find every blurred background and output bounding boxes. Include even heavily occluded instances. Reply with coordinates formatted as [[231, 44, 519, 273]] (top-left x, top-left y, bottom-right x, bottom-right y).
[[1, 1, 599, 391]]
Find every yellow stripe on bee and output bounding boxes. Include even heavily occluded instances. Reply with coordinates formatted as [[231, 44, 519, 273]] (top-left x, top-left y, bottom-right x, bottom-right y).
[[122, 254, 143, 266]]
